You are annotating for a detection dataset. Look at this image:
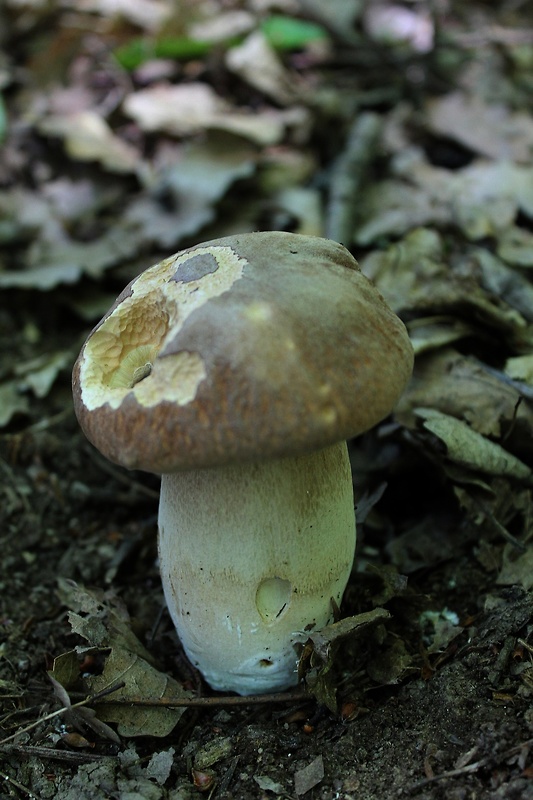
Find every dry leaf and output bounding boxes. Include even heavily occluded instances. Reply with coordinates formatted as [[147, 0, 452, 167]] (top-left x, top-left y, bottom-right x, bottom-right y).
[[226, 31, 297, 105], [397, 349, 533, 443], [87, 648, 189, 738], [123, 81, 308, 145], [497, 544, 533, 591], [415, 407, 533, 482], [0, 381, 30, 426], [123, 82, 227, 136], [427, 92, 533, 163], [294, 755, 324, 796], [39, 111, 139, 174], [124, 132, 256, 248]]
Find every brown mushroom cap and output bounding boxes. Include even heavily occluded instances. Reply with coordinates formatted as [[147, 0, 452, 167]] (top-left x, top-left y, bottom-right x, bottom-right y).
[[72, 232, 413, 473]]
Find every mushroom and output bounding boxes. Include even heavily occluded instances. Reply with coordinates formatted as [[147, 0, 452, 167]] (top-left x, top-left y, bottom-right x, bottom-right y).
[[72, 232, 413, 695]]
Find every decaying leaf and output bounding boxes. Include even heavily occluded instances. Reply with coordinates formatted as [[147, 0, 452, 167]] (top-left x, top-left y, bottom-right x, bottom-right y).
[[300, 608, 391, 710], [87, 648, 190, 738], [397, 349, 533, 446], [48, 673, 121, 744], [0, 381, 30, 426], [294, 754, 324, 797], [366, 636, 414, 685], [415, 407, 533, 483], [58, 579, 156, 661], [497, 543, 533, 591], [426, 91, 533, 163], [38, 111, 140, 174], [124, 132, 257, 248], [55, 579, 191, 737]]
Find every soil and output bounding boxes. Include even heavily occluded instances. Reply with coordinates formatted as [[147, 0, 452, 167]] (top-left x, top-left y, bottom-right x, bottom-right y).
[[1, 338, 532, 799], [1, 1, 533, 798]]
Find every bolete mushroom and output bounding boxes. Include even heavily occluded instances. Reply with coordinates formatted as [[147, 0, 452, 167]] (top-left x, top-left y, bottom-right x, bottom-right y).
[[72, 232, 413, 695]]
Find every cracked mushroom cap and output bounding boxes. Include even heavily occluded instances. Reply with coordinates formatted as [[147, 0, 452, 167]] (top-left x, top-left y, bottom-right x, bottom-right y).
[[72, 232, 413, 473]]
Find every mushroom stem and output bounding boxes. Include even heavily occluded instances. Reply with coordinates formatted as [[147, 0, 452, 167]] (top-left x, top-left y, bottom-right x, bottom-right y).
[[157, 441, 356, 695]]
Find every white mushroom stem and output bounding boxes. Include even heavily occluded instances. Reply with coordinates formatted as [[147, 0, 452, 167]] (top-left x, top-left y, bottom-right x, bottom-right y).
[[157, 441, 356, 695]]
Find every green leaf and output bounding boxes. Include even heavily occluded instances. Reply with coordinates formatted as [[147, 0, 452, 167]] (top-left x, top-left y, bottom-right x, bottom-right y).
[[261, 15, 328, 50], [114, 36, 213, 71], [0, 94, 6, 143], [114, 15, 328, 71]]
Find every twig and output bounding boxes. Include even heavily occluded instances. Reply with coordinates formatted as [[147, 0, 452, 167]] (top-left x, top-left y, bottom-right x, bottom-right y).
[[409, 737, 533, 793], [326, 112, 382, 245], [468, 493, 527, 553], [84, 444, 159, 500], [0, 682, 125, 746], [0, 768, 38, 799], [97, 688, 309, 709], [0, 743, 114, 764], [517, 637, 533, 655]]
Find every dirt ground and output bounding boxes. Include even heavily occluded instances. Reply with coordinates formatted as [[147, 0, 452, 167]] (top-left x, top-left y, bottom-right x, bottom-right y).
[[1, 1, 533, 798]]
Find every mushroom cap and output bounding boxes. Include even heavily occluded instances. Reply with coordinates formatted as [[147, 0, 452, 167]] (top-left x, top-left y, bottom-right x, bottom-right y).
[[72, 232, 413, 473]]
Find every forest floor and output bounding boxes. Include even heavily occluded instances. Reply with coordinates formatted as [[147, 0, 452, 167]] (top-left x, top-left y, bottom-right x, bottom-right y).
[[1, 1, 533, 798]]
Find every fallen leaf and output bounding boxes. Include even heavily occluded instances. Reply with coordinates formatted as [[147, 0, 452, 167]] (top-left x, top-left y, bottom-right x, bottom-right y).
[[48, 673, 121, 744], [305, 608, 392, 664], [294, 755, 324, 796], [146, 748, 175, 786], [396, 349, 533, 442], [361, 228, 533, 349], [355, 152, 533, 244], [123, 81, 226, 136], [427, 91, 533, 163], [226, 31, 297, 105], [123, 80, 308, 145], [56, 580, 191, 737], [74, 0, 171, 31], [497, 543, 533, 591], [87, 648, 189, 738], [0, 381, 29, 426], [415, 407, 533, 482], [14, 350, 71, 398], [300, 608, 391, 710], [39, 111, 140, 174], [125, 132, 257, 248], [366, 637, 413, 685], [254, 775, 286, 795]]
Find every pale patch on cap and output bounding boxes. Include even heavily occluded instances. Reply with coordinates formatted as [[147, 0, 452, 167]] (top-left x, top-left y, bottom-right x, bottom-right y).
[[79, 245, 245, 411]]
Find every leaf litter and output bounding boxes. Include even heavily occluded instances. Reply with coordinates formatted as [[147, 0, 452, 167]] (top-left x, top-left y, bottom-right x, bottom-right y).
[[1, 0, 533, 798]]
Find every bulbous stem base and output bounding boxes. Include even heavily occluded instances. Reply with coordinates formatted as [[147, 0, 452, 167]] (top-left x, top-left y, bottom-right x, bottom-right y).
[[157, 441, 356, 695]]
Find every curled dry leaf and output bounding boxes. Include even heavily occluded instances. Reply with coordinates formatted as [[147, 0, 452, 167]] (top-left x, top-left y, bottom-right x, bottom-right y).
[[397, 349, 533, 448], [415, 408, 533, 483], [86, 648, 191, 738], [56, 580, 191, 738], [48, 673, 121, 744], [362, 228, 533, 351], [355, 151, 533, 244], [123, 81, 309, 146], [225, 31, 297, 105], [426, 91, 533, 163], [294, 754, 324, 797], [299, 608, 391, 711], [39, 111, 140, 174]]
